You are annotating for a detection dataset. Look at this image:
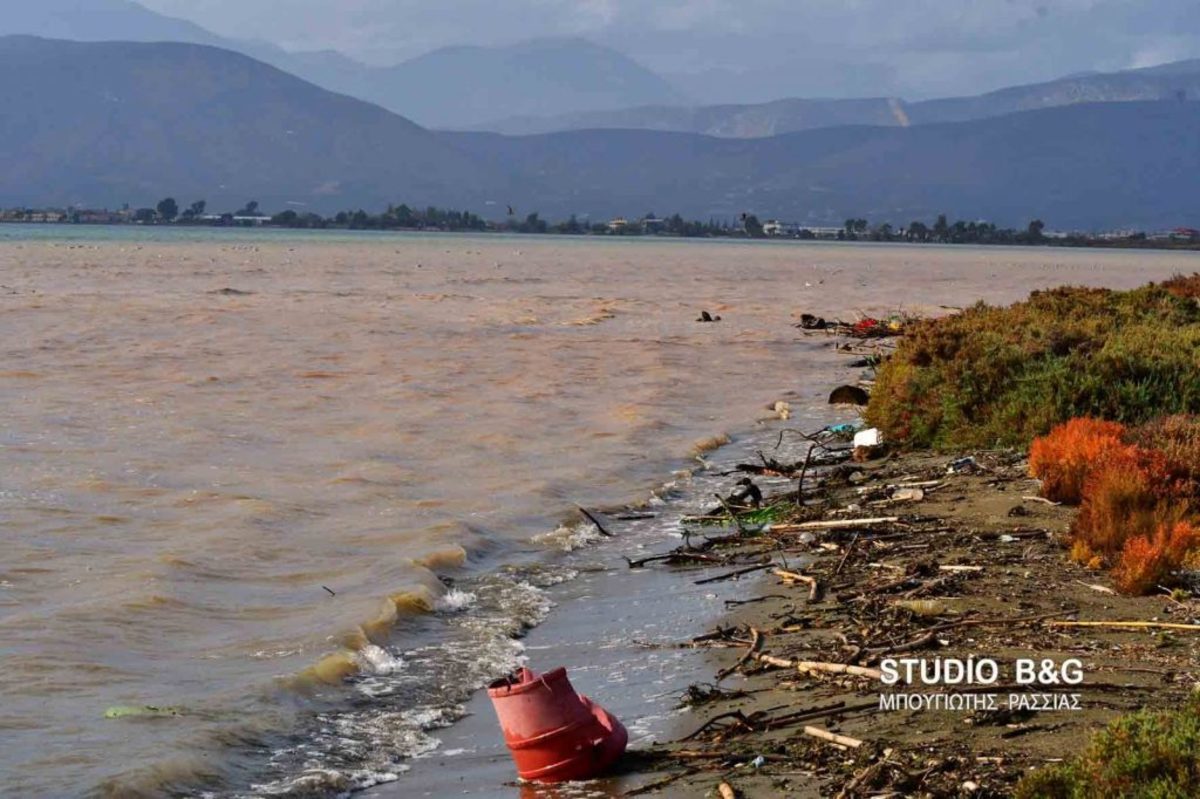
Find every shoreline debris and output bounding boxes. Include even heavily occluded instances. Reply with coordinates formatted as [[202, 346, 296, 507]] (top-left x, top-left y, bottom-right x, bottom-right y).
[[487, 666, 627, 783]]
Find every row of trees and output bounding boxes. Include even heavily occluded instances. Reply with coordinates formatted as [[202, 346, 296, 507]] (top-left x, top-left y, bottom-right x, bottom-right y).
[[138, 198, 261, 224], [114, 199, 1093, 249], [842, 215, 1048, 244]]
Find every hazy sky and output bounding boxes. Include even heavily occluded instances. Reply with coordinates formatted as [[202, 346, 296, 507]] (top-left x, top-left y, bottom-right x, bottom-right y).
[[138, 0, 1200, 98]]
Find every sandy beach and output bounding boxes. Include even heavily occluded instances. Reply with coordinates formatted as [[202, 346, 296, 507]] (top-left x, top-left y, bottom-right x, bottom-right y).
[[599, 447, 1200, 798]]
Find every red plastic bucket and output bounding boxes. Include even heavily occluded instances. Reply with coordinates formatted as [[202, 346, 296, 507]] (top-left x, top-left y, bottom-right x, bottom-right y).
[[487, 666, 628, 782]]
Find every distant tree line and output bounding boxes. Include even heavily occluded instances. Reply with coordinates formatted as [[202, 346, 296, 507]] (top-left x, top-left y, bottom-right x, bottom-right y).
[[11, 198, 1200, 250], [839, 214, 1051, 244]]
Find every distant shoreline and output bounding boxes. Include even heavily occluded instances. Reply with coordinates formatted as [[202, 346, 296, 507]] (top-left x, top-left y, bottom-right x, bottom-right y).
[[4, 218, 1200, 252]]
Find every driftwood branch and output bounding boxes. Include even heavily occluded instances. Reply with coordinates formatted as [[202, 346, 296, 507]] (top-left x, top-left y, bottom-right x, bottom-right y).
[[716, 627, 763, 682], [1046, 620, 1200, 632], [773, 568, 821, 601], [577, 506, 614, 537], [772, 517, 900, 532]]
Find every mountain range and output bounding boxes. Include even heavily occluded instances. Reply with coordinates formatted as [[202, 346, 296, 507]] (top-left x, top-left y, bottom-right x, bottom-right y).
[[0, 0, 686, 128], [0, 37, 511, 212], [10, 0, 1200, 139], [486, 61, 1200, 137], [5, 35, 1200, 230]]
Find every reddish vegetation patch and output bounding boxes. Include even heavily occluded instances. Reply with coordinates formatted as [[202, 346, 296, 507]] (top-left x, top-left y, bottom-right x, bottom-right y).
[[1113, 521, 1200, 595], [1032, 417, 1200, 594], [1161, 272, 1200, 299], [1029, 418, 1129, 504], [1070, 448, 1177, 562], [1127, 414, 1200, 494]]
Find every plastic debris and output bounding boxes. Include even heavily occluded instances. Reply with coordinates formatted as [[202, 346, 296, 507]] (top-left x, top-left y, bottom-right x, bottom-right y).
[[947, 456, 980, 474], [853, 428, 882, 448], [487, 666, 626, 783]]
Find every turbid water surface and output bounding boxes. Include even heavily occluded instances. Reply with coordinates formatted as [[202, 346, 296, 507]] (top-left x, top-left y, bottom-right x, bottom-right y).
[[1, 228, 1194, 796]]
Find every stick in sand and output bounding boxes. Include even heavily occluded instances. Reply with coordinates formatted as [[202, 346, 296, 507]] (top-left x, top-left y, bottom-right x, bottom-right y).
[[772, 517, 899, 532], [802, 725, 863, 749], [1047, 620, 1200, 632], [756, 653, 883, 680]]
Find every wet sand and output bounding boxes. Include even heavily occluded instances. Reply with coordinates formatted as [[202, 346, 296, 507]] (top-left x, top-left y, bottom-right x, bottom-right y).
[[1, 230, 1196, 796]]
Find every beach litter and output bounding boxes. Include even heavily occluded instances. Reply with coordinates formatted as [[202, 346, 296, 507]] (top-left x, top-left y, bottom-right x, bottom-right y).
[[486, 666, 627, 783]]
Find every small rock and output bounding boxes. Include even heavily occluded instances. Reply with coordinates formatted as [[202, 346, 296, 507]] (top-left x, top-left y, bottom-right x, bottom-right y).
[[829, 384, 870, 406], [797, 313, 826, 329]]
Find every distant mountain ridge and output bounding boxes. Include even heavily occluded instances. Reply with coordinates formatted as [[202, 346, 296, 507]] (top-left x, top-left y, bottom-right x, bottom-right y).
[[0, 0, 687, 127], [445, 100, 1200, 229], [0, 0, 225, 46], [4, 36, 1200, 231], [0, 36, 510, 211], [483, 60, 1200, 137], [344, 37, 688, 129]]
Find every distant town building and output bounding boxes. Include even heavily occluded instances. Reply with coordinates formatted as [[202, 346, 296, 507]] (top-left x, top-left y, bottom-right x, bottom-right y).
[[607, 217, 629, 232], [641, 215, 665, 233], [1148, 228, 1200, 241]]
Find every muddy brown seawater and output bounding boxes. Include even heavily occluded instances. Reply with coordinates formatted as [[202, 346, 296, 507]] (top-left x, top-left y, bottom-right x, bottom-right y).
[[0, 229, 1193, 796]]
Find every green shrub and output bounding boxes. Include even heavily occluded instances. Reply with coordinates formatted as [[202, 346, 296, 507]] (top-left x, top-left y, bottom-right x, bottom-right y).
[[865, 285, 1200, 449], [1014, 697, 1200, 798]]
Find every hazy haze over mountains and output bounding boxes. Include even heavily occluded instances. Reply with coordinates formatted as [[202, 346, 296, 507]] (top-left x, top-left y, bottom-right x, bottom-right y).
[[0, 0, 686, 128], [138, 0, 1200, 102]]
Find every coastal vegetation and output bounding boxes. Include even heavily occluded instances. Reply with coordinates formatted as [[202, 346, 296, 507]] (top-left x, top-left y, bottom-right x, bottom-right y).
[[866, 276, 1200, 595], [852, 277, 1200, 793], [1014, 696, 1200, 798], [864, 282, 1200, 450], [1029, 417, 1200, 594]]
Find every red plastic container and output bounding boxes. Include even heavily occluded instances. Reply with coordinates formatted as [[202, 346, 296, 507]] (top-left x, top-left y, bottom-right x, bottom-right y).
[[487, 666, 628, 783]]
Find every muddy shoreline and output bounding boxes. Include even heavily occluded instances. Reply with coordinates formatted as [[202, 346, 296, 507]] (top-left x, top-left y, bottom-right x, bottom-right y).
[[614, 445, 1200, 798]]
